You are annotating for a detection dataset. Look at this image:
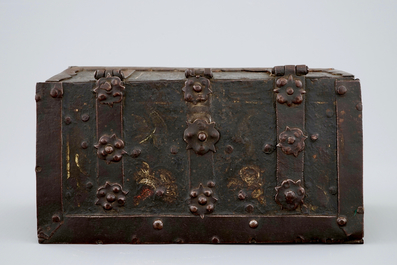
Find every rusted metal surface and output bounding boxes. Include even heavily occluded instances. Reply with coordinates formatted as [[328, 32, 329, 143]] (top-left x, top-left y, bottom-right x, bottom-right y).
[[36, 66, 363, 244]]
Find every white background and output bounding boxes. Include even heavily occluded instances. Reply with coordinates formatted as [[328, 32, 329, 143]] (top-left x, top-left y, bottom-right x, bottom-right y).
[[1, 0, 396, 264]]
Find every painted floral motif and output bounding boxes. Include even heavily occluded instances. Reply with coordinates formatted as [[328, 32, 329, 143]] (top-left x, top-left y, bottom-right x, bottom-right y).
[[273, 75, 306, 106], [93, 73, 125, 106], [277, 127, 307, 157], [275, 179, 305, 210], [94, 134, 127, 164], [184, 119, 220, 155], [189, 183, 218, 219], [96, 182, 128, 211], [133, 162, 178, 205], [182, 77, 212, 104]]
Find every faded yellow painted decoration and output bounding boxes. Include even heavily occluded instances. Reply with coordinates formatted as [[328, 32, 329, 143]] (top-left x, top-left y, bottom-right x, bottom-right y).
[[227, 165, 265, 205], [75, 154, 87, 175]]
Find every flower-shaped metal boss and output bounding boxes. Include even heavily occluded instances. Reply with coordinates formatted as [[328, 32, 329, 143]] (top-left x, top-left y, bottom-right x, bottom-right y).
[[96, 182, 128, 211], [182, 77, 212, 104], [189, 183, 218, 219], [94, 134, 127, 164], [184, 119, 220, 155], [93, 73, 125, 106], [277, 126, 307, 157], [273, 75, 306, 106], [275, 179, 305, 210]]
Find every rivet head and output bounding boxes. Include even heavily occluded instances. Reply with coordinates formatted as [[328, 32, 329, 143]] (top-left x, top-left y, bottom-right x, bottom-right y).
[[153, 220, 163, 230], [35, 94, 41, 102], [50, 88, 59, 98], [287, 136, 295, 144], [206, 204, 214, 213], [198, 132, 207, 141], [170, 146, 178, 154], [245, 204, 254, 213], [81, 141, 88, 149], [357, 206, 364, 214], [211, 236, 220, 243], [207, 181, 215, 188], [311, 133, 319, 141], [104, 145, 114, 154], [329, 186, 337, 195], [337, 216, 347, 226], [131, 149, 141, 158], [35, 166, 42, 173], [225, 145, 234, 154], [238, 190, 246, 200], [356, 102, 363, 111], [193, 84, 202, 92], [336, 85, 347, 95], [81, 114, 90, 122], [249, 220, 258, 229], [86, 182, 93, 189], [64, 116, 72, 125], [190, 205, 198, 213], [106, 194, 116, 202], [286, 87, 294, 95], [198, 195, 207, 205], [263, 144, 274, 154], [155, 189, 164, 197], [52, 214, 60, 222]]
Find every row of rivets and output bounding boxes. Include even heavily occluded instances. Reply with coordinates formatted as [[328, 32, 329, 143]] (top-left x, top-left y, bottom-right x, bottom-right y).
[[150, 219, 260, 231]]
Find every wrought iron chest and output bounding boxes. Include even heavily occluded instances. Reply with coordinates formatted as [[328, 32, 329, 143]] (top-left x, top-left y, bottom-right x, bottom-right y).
[[36, 65, 363, 244]]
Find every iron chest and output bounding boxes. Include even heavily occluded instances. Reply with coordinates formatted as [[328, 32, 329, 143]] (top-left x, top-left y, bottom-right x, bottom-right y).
[[36, 65, 363, 244]]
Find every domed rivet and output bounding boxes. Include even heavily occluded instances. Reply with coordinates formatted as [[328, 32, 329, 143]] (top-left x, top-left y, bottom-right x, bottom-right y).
[[190, 205, 198, 213], [153, 220, 163, 230], [64, 116, 72, 125], [81, 114, 90, 122], [104, 146, 114, 154], [50, 88, 59, 98], [198, 133, 207, 141], [249, 220, 258, 229], [86, 182, 93, 189], [156, 189, 164, 197], [238, 190, 246, 200], [52, 214, 60, 222], [329, 186, 337, 195], [245, 204, 254, 213], [81, 141, 88, 149], [198, 195, 207, 205], [170, 146, 178, 154], [225, 145, 234, 154], [211, 236, 220, 243], [356, 102, 363, 111], [35, 94, 41, 102], [131, 149, 141, 158], [35, 166, 42, 173], [106, 194, 116, 202], [336, 85, 347, 95], [207, 181, 215, 188], [337, 216, 347, 226], [263, 144, 274, 154], [311, 134, 319, 141]]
